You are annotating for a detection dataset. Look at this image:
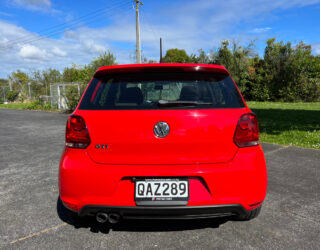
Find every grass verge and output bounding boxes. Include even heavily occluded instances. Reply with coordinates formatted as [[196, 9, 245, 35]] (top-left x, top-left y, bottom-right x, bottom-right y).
[[0, 103, 29, 109], [247, 102, 320, 149], [0, 102, 58, 112]]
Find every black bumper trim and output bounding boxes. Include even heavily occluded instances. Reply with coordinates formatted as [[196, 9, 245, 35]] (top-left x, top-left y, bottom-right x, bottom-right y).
[[79, 204, 248, 219]]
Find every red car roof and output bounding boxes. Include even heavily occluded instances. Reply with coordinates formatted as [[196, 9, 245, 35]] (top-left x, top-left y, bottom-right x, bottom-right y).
[[94, 63, 229, 77]]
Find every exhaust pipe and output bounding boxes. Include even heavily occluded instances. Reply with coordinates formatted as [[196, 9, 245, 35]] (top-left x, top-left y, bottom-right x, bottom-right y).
[[96, 212, 108, 223], [108, 213, 121, 224]]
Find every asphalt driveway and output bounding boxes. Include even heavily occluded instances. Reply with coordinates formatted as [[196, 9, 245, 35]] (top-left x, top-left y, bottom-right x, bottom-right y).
[[0, 109, 319, 249]]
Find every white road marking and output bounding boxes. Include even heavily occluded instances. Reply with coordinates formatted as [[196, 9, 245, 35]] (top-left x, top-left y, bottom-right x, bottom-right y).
[[264, 146, 290, 155], [9, 223, 67, 245]]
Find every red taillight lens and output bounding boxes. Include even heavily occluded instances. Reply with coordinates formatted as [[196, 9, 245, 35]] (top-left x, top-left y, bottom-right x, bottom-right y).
[[66, 115, 90, 149], [234, 113, 259, 147]]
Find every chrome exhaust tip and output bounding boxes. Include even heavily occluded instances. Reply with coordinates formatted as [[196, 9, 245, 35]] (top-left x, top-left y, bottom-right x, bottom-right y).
[[108, 213, 121, 224], [96, 212, 108, 223]]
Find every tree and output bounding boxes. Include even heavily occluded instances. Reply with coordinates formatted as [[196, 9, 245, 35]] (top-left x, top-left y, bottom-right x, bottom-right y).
[[246, 56, 271, 101], [189, 49, 210, 64], [289, 42, 320, 101], [31, 68, 62, 96], [7, 70, 30, 99], [210, 40, 256, 94], [62, 51, 117, 83], [214, 40, 233, 69], [62, 64, 89, 83], [162, 48, 191, 63], [86, 51, 117, 77], [42, 68, 62, 95], [65, 85, 80, 112], [0, 78, 8, 86]]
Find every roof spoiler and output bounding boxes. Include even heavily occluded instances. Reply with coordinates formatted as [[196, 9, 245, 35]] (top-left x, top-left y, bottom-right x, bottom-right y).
[[94, 64, 229, 78]]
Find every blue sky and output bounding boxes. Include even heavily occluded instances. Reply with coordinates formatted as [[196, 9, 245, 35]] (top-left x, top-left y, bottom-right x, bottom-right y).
[[0, 0, 320, 78]]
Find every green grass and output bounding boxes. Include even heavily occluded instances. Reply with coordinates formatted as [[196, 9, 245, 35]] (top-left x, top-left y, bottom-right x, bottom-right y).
[[0, 103, 29, 109], [0, 102, 57, 112], [247, 101, 320, 149]]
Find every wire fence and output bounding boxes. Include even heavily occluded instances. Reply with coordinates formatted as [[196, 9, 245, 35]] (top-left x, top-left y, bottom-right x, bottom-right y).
[[0, 82, 87, 111], [48, 82, 85, 110], [0, 86, 10, 104]]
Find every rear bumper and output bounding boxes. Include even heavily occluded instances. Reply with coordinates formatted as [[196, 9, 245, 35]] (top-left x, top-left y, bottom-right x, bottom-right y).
[[79, 204, 248, 219], [59, 145, 267, 213]]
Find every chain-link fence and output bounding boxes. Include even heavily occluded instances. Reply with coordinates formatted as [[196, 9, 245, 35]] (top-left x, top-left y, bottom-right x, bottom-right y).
[[1, 82, 87, 111], [0, 86, 10, 104], [49, 83, 87, 111]]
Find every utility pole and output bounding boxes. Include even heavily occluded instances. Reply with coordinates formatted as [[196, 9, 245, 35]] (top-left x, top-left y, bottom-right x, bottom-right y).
[[160, 37, 163, 63], [28, 82, 31, 99], [135, 0, 143, 64]]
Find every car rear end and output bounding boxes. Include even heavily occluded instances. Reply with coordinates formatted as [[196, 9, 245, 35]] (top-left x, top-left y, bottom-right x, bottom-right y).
[[59, 63, 267, 222]]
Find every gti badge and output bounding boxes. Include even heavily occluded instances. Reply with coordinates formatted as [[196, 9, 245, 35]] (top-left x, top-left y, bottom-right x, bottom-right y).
[[154, 121, 170, 138], [95, 144, 108, 149]]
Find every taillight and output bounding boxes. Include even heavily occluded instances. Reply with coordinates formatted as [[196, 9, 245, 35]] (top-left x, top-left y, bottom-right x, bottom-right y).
[[65, 115, 90, 149], [234, 113, 259, 147]]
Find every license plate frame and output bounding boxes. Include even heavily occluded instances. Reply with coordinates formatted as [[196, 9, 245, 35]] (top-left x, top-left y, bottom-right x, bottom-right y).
[[134, 178, 189, 205]]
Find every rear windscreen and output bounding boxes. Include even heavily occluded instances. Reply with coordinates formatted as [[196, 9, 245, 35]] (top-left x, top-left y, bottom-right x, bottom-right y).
[[78, 72, 245, 110]]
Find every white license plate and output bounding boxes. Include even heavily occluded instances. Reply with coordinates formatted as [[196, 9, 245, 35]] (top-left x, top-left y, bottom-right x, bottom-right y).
[[135, 178, 189, 201]]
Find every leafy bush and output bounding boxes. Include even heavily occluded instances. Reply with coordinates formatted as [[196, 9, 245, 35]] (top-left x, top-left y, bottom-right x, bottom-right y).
[[7, 90, 19, 102], [65, 85, 80, 112], [43, 103, 51, 110], [23, 101, 43, 110], [162, 48, 192, 63]]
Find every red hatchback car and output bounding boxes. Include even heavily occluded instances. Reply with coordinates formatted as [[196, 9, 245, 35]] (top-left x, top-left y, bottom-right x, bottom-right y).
[[59, 63, 267, 224]]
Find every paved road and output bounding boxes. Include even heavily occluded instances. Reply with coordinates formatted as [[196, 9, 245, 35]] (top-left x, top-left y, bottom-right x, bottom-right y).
[[0, 109, 319, 249]]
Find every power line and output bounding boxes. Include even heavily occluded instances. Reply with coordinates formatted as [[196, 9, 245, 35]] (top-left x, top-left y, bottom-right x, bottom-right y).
[[0, 2, 131, 50], [3, 0, 131, 46], [0, 0, 132, 51]]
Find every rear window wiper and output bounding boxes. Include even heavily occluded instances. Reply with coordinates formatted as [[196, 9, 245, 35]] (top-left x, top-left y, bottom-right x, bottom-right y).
[[157, 100, 214, 107]]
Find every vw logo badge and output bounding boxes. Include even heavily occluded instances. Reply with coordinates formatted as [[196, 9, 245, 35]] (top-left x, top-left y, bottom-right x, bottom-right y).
[[154, 121, 170, 138]]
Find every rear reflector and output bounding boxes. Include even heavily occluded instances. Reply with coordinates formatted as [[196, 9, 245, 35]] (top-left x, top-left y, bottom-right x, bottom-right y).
[[234, 113, 259, 147], [249, 201, 263, 208], [66, 115, 90, 149]]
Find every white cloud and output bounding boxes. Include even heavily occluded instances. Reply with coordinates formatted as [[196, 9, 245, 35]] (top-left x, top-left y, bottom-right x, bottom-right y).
[[82, 40, 106, 54], [0, 20, 30, 39], [0, 20, 116, 77], [312, 43, 320, 55], [63, 29, 108, 53], [18, 0, 51, 6], [52, 47, 67, 57], [8, 0, 57, 13], [14, 0, 51, 8], [251, 27, 272, 33], [19, 44, 49, 61], [0, 11, 14, 17]]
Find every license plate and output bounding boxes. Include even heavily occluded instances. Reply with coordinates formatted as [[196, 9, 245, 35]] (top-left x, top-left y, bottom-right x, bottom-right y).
[[135, 178, 189, 202]]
